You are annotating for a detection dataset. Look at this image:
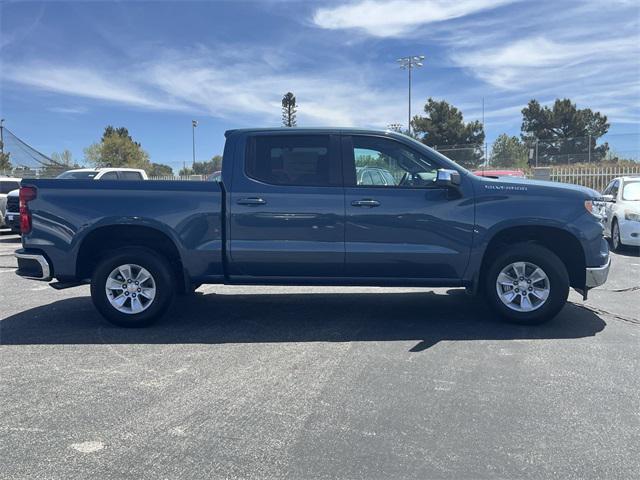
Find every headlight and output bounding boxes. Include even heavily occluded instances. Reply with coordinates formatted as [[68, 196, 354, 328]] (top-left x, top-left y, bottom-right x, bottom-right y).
[[585, 200, 604, 219], [625, 210, 640, 222]]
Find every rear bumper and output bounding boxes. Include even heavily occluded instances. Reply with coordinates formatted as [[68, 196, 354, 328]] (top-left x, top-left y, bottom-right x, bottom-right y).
[[585, 258, 611, 288], [15, 250, 52, 281]]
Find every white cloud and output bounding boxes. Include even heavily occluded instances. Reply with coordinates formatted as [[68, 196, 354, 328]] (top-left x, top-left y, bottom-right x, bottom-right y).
[[313, 0, 516, 37], [47, 106, 88, 114], [452, 36, 640, 92], [5, 65, 188, 111], [2, 54, 407, 128]]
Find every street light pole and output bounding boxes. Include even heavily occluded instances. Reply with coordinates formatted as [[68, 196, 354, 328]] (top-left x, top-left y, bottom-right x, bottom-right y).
[[191, 120, 198, 170], [397, 55, 424, 135]]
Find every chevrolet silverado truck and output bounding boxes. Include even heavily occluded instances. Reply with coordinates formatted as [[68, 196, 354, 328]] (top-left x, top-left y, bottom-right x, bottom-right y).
[[15, 128, 610, 327]]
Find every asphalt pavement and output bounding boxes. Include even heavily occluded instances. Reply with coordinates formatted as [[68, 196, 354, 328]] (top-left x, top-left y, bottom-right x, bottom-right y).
[[1, 230, 638, 479]]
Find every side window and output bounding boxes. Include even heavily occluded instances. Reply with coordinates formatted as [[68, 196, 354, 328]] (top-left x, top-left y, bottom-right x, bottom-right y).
[[602, 182, 613, 195], [350, 136, 440, 188], [120, 171, 143, 181], [100, 172, 119, 180], [246, 135, 340, 187]]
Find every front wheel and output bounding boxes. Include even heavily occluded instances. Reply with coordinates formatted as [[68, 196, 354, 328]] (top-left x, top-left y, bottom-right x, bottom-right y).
[[611, 219, 623, 251], [90, 247, 175, 327], [485, 243, 569, 324]]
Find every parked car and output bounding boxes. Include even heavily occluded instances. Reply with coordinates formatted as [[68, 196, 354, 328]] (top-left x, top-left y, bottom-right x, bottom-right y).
[[56, 168, 148, 180], [356, 166, 396, 186], [15, 128, 609, 327], [599, 176, 640, 250], [207, 170, 222, 182], [3, 188, 20, 234], [473, 169, 526, 178], [0, 177, 21, 229]]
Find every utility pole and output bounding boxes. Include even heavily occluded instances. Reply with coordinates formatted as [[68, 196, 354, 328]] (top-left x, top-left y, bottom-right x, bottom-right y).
[[397, 55, 424, 136], [0, 119, 4, 154], [191, 120, 198, 170], [482, 98, 487, 167]]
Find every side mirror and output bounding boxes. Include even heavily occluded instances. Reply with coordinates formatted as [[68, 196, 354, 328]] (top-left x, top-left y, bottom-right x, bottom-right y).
[[601, 194, 615, 203], [435, 169, 461, 188]]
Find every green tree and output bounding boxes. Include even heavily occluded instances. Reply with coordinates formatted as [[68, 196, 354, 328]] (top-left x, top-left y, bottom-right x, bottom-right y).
[[179, 155, 222, 177], [521, 99, 609, 165], [0, 140, 11, 172], [490, 134, 528, 168], [412, 98, 485, 169], [148, 163, 174, 177], [282, 92, 297, 127], [84, 126, 151, 170]]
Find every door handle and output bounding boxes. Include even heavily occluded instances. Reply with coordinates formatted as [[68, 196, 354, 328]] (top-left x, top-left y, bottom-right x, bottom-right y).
[[351, 199, 380, 208], [237, 197, 267, 206]]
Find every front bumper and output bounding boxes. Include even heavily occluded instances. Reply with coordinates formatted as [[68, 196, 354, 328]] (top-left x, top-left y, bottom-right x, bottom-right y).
[[15, 250, 52, 281], [4, 212, 20, 233], [585, 258, 611, 288], [619, 218, 640, 247]]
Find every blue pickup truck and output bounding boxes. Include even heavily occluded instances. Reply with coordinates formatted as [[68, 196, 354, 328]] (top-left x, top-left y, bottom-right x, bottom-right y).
[[15, 128, 610, 327]]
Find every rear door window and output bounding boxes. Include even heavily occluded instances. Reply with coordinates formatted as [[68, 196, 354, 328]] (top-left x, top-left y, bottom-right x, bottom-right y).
[[119, 171, 143, 180], [246, 135, 341, 187], [100, 172, 119, 180]]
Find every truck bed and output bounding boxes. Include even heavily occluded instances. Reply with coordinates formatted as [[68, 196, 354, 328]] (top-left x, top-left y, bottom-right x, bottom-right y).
[[21, 179, 224, 283]]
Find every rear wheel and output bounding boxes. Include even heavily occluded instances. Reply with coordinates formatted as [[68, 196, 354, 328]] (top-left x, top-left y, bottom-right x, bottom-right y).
[[90, 247, 175, 327], [485, 243, 569, 324]]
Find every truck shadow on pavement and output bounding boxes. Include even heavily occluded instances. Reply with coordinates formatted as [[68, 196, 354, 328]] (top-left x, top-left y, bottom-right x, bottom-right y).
[[0, 290, 606, 351]]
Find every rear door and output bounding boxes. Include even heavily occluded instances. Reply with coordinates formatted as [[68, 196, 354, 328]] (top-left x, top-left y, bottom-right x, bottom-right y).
[[228, 133, 345, 277], [343, 134, 474, 280]]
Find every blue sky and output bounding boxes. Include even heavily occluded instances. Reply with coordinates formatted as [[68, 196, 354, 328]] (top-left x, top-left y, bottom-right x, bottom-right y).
[[1, 0, 639, 172]]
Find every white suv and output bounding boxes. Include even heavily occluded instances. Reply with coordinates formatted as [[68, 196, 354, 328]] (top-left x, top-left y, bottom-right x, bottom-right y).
[[56, 168, 148, 180], [601, 176, 640, 250]]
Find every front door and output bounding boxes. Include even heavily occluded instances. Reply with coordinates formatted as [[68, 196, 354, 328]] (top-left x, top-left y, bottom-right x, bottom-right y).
[[343, 134, 474, 280], [228, 133, 345, 278]]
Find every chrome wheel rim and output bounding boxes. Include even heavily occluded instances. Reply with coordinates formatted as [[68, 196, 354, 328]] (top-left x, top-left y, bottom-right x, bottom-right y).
[[496, 261, 550, 312], [613, 223, 620, 249], [105, 264, 156, 315]]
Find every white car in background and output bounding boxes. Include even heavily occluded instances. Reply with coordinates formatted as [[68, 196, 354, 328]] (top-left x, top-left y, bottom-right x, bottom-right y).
[[56, 167, 148, 180], [601, 176, 640, 251], [0, 176, 22, 229]]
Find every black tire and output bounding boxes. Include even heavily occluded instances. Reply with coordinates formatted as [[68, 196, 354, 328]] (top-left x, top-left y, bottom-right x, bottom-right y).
[[90, 247, 175, 327], [484, 243, 569, 325], [611, 219, 623, 251]]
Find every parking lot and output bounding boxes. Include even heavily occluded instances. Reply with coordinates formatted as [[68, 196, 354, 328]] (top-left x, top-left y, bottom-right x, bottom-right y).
[[1, 230, 638, 479]]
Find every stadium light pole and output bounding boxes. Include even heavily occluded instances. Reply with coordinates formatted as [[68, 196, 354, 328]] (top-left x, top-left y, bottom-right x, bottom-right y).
[[191, 120, 198, 170], [397, 55, 425, 135]]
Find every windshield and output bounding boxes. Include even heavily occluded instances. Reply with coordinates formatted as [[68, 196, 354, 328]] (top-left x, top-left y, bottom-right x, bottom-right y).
[[622, 181, 640, 201], [0, 181, 21, 194], [56, 171, 98, 179]]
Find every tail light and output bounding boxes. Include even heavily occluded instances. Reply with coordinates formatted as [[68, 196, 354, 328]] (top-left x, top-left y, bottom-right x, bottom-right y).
[[19, 186, 37, 234]]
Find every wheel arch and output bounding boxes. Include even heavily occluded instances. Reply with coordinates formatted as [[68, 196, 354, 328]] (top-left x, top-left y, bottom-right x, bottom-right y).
[[75, 223, 187, 292], [479, 225, 586, 291]]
